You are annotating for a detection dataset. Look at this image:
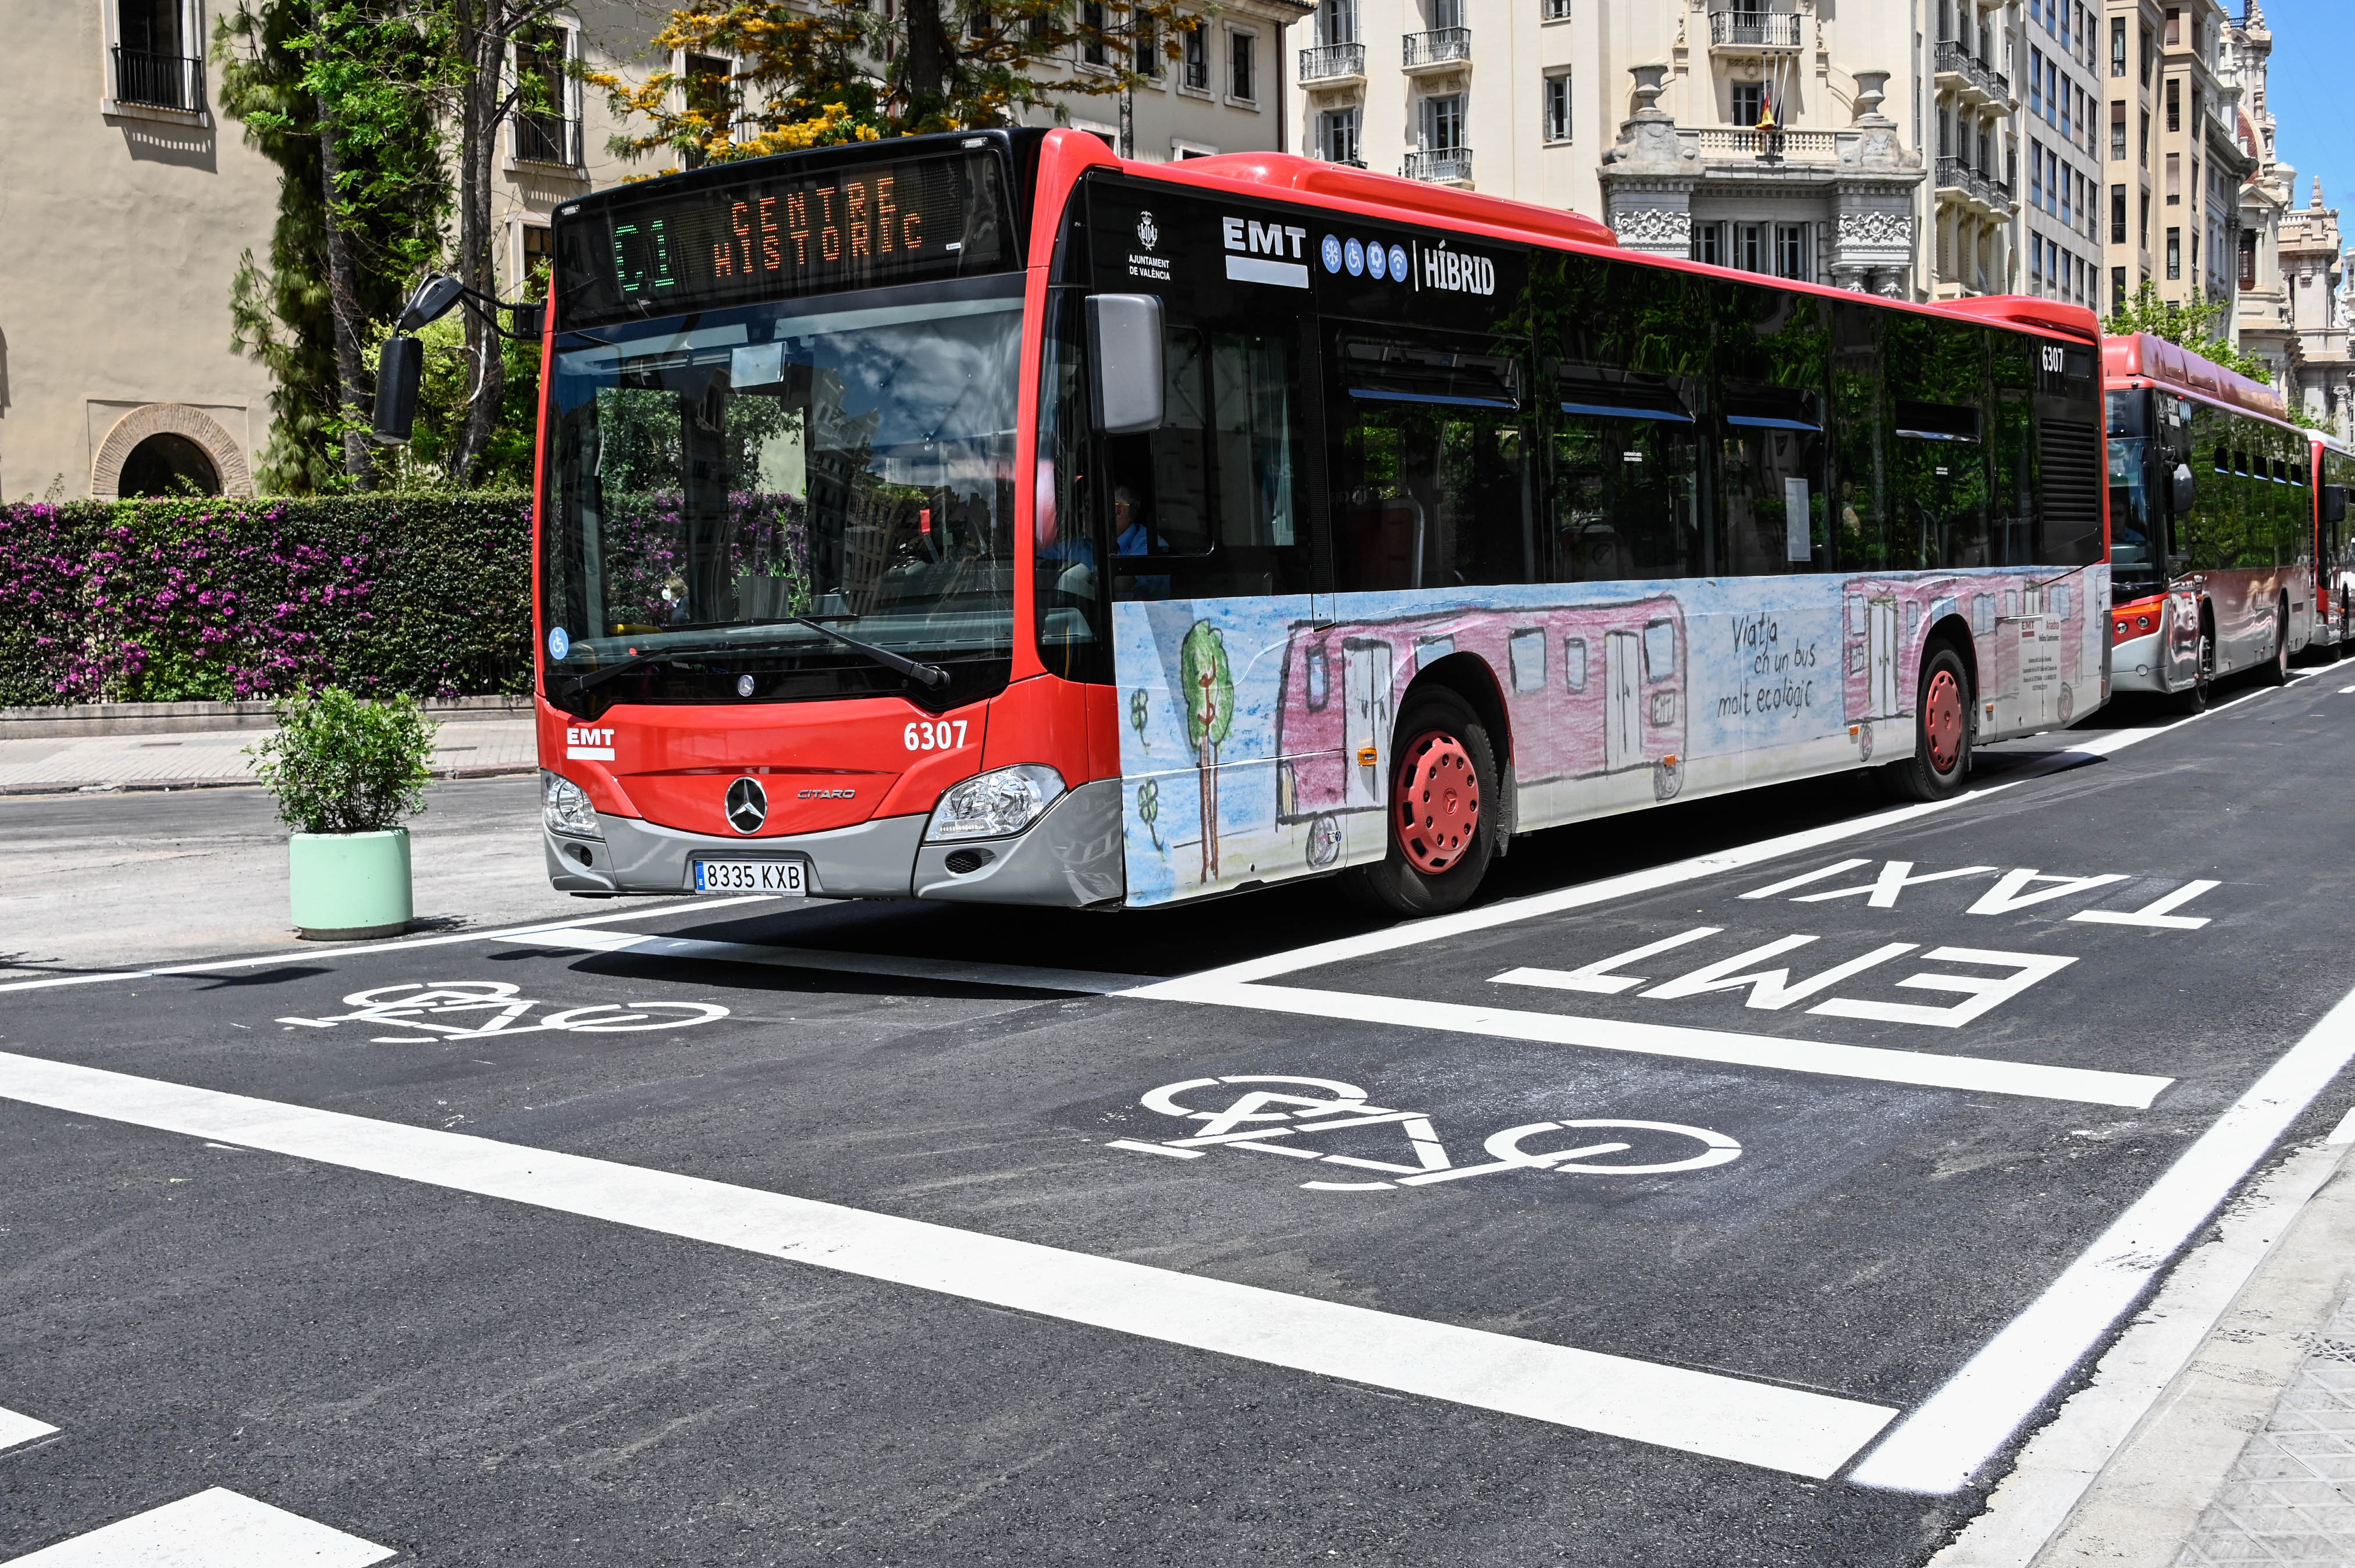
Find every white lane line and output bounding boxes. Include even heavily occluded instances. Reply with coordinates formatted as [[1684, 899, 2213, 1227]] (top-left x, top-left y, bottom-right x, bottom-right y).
[[499, 927, 1160, 995], [0, 896, 780, 997], [0, 1487, 394, 1567], [1122, 979, 2171, 1107], [2330, 1104, 2355, 1144], [2340, 685, 2355, 695], [0, 1406, 58, 1455], [1849, 971, 2355, 1494], [0, 1050, 1897, 1480]]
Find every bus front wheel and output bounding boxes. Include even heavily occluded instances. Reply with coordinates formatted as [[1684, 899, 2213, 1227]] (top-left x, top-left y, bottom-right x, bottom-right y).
[[1880, 643, 1973, 803], [1344, 687, 1498, 917]]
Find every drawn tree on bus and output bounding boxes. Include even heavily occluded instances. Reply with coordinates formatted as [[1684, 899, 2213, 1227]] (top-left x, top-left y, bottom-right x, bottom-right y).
[[1180, 619, 1233, 882]]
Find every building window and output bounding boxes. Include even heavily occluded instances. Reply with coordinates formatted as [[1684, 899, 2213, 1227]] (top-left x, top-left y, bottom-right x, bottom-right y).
[[2164, 6, 2180, 47], [2167, 152, 2180, 205], [1542, 0, 1570, 18], [2110, 100, 2125, 161], [1080, 0, 1108, 66], [1134, 16, 1161, 75], [679, 52, 733, 169], [2139, 109, 2148, 166], [2030, 140, 2045, 209], [2112, 266, 2128, 312], [2165, 76, 2180, 134], [1228, 27, 1255, 102], [1319, 106, 1360, 165], [115, 0, 203, 111], [1421, 92, 1464, 150], [1734, 222, 1766, 275], [2167, 227, 2182, 279], [2032, 235, 2045, 293], [1774, 223, 1807, 280], [1182, 20, 1209, 90], [1543, 72, 1570, 141], [513, 26, 579, 165], [1732, 81, 1762, 127], [1691, 222, 1724, 266], [2030, 48, 2044, 118], [2110, 16, 2125, 76], [2240, 229, 2258, 291], [1318, 0, 1357, 45]]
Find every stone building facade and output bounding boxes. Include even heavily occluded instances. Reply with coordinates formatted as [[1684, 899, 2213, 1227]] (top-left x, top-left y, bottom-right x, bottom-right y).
[[2100, 0, 2252, 311]]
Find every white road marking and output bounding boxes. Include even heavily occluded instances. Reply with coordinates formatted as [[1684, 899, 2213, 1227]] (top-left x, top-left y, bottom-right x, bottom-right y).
[[0, 1049, 1897, 1479], [1146, 979, 2171, 1107], [2339, 684, 2355, 694], [1488, 927, 1721, 996], [1962, 870, 2132, 916], [1791, 861, 2000, 907], [1634, 937, 1920, 1011], [1104, 1139, 1204, 1159], [1849, 971, 2355, 1494], [2328, 1104, 2355, 1145], [498, 926, 1159, 995], [1739, 859, 1873, 900], [0, 896, 779, 997], [0, 1406, 58, 1455], [0, 1487, 394, 1567], [2069, 878, 2221, 929], [1806, 949, 2078, 1030]]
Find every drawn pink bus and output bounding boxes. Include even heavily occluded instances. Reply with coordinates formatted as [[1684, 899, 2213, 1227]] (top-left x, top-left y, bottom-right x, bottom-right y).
[[1841, 572, 2093, 748], [1273, 596, 1689, 857]]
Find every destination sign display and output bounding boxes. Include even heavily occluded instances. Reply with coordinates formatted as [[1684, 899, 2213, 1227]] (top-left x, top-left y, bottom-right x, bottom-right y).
[[556, 149, 1014, 328]]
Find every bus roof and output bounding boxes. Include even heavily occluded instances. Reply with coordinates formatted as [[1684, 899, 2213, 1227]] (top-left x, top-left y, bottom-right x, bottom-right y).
[[2104, 332, 2286, 420]]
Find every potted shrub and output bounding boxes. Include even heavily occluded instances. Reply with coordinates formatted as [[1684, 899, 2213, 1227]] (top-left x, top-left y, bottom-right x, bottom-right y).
[[248, 687, 437, 940]]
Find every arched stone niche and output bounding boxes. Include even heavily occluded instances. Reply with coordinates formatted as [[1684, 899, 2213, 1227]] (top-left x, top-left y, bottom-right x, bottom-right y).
[[90, 404, 254, 498]]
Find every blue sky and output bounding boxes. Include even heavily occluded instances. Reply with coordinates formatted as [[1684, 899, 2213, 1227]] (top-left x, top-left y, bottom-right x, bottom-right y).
[[2245, 1, 2355, 223]]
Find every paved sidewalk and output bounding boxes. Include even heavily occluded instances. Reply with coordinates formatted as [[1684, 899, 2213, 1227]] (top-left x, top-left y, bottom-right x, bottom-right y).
[[0, 719, 538, 794]]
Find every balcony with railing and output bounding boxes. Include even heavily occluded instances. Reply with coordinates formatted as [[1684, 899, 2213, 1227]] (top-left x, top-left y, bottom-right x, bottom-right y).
[[514, 110, 582, 166], [1299, 42, 1366, 85], [1932, 40, 2010, 107], [1937, 155, 2014, 215], [1707, 10, 1802, 51], [1402, 147, 1472, 184], [1401, 27, 1471, 73], [1692, 127, 1840, 161], [112, 46, 204, 112]]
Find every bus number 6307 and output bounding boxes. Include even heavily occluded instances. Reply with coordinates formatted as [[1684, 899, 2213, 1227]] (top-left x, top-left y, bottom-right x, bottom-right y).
[[905, 719, 969, 752]]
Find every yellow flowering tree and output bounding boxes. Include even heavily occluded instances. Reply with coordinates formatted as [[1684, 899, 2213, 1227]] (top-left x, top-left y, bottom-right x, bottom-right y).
[[592, 0, 1177, 171]]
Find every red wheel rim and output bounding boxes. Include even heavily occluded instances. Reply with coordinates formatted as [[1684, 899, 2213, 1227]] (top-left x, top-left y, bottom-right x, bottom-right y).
[[1394, 729, 1480, 875], [1924, 668, 1965, 775]]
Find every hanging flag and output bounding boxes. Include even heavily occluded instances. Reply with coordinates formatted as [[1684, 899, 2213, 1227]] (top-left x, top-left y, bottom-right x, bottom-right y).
[[1756, 83, 1780, 132]]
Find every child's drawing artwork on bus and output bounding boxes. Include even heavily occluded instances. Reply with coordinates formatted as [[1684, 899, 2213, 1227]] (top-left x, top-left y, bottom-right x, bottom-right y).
[[1112, 564, 2108, 908]]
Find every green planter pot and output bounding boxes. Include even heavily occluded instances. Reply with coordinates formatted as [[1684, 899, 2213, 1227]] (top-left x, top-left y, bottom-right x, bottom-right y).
[[289, 828, 413, 940]]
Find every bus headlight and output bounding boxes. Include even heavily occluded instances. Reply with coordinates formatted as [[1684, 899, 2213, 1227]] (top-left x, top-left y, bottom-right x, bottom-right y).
[[542, 771, 602, 838], [926, 764, 1066, 842]]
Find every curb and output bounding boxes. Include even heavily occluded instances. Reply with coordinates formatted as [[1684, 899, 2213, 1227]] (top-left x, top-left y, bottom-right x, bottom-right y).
[[0, 763, 539, 799]]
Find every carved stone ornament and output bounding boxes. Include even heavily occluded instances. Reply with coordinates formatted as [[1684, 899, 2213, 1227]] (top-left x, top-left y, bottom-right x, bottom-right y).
[[1838, 211, 1915, 247], [1613, 208, 1694, 245]]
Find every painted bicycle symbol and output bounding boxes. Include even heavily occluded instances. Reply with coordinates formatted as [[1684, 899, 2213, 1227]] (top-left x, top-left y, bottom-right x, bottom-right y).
[[1106, 1074, 1741, 1192], [277, 981, 730, 1044]]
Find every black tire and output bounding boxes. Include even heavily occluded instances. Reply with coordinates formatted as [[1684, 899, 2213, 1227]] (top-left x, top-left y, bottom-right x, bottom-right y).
[[2261, 598, 2291, 686], [1342, 686, 1499, 917], [1879, 642, 1973, 803], [2171, 624, 2214, 714]]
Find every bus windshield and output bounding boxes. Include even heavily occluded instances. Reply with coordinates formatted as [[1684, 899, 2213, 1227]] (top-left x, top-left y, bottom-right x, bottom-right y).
[[2106, 388, 2160, 587], [540, 275, 1022, 708]]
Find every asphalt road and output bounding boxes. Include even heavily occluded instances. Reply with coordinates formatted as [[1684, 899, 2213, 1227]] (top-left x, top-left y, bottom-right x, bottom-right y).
[[4, 669, 2354, 1566]]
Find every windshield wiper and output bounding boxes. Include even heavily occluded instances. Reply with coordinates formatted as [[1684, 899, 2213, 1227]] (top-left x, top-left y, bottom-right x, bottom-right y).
[[553, 648, 668, 698], [782, 616, 951, 689]]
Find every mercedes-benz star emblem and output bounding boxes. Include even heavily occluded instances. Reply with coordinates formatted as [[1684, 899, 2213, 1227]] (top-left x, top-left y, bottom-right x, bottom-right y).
[[725, 776, 768, 834]]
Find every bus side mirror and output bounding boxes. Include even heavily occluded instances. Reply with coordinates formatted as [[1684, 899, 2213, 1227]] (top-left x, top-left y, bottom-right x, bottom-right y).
[[2171, 462, 2197, 514], [1084, 293, 1164, 435], [2325, 485, 2349, 526], [374, 334, 423, 444]]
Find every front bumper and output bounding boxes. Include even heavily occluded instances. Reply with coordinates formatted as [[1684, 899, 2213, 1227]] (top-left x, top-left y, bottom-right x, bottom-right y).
[[2108, 628, 2172, 694], [543, 777, 1126, 908]]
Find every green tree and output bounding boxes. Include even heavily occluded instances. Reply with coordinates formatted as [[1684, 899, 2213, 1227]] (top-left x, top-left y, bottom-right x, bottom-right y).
[[593, 0, 1177, 170], [215, 1, 449, 492], [2103, 279, 2274, 385], [1179, 619, 1232, 883]]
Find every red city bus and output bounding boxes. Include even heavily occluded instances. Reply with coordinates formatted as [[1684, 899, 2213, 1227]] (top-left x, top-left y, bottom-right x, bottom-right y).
[[2104, 333, 2320, 707], [531, 129, 2108, 917], [2312, 434, 2355, 650]]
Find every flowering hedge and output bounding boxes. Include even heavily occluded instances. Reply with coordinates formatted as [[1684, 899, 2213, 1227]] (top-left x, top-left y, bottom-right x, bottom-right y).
[[0, 494, 532, 707]]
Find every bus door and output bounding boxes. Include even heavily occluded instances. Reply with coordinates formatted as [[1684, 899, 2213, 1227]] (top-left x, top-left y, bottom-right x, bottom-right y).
[[1605, 628, 1643, 771], [1343, 637, 1394, 808], [1869, 596, 1902, 717]]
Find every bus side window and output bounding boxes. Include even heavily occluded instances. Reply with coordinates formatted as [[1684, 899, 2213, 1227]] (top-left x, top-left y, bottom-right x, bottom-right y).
[[1331, 334, 1531, 593], [1105, 323, 1311, 601]]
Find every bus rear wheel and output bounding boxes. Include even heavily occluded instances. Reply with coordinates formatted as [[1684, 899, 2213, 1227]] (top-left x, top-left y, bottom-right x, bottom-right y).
[[1344, 687, 1498, 917], [1880, 643, 1972, 803]]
